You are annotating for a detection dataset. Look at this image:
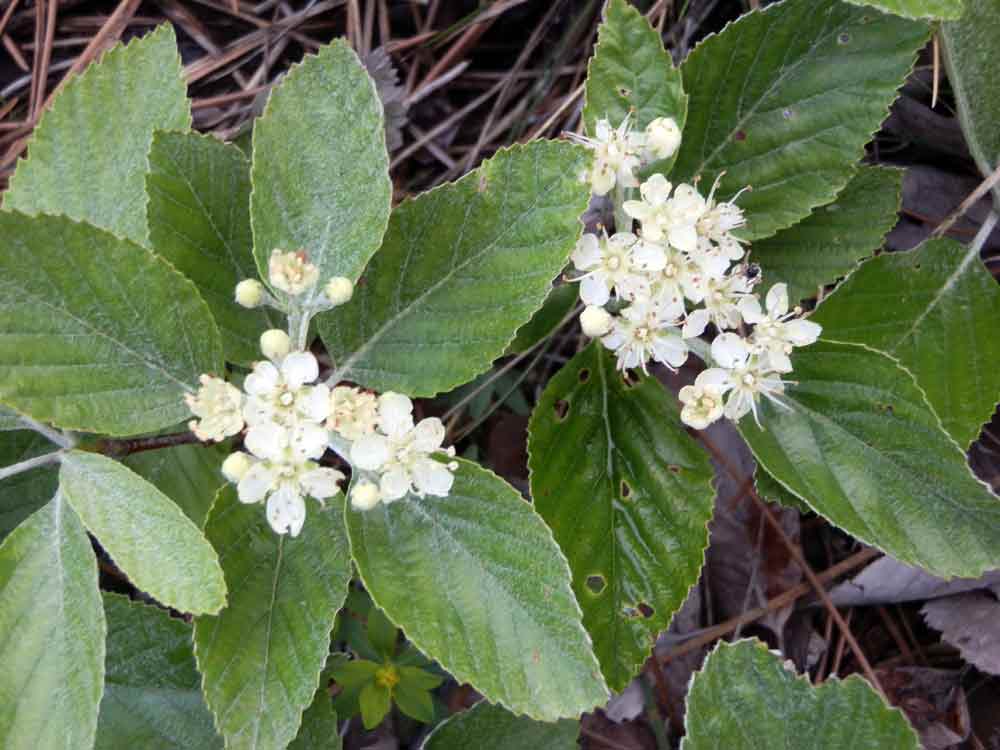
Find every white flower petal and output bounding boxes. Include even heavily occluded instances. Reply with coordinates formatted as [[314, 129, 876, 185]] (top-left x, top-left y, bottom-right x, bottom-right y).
[[766, 283, 789, 317], [237, 463, 274, 504], [667, 223, 698, 253], [281, 351, 319, 389], [351, 434, 391, 471], [378, 392, 414, 436], [290, 423, 329, 461], [631, 239, 667, 271], [245, 422, 287, 462], [411, 417, 446, 453], [244, 361, 279, 396], [379, 467, 411, 501], [297, 384, 331, 422], [784, 318, 822, 346], [579, 275, 611, 306], [411, 457, 455, 497], [711, 332, 750, 370], [738, 295, 765, 325], [571, 233, 602, 271], [696, 368, 732, 390], [641, 174, 672, 204], [300, 467, 344, 499], [682, 308, 710, 339], [652, 334, 688, 368], [266, 486, 306, 536]]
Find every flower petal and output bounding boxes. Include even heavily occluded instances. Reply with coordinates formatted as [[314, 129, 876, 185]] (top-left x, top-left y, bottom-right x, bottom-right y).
[[238, 462, 274, 504], [351, 434, 391, 471], [266, 485, 306, 537], [300, 466, 344, 499], [378, 392, 414, 436], [711, 332, 750, 370], [244, 361, 280, 396], [281, 351, 319, 389], [411, 457, 455, 497], [411, 417, 446, 453]]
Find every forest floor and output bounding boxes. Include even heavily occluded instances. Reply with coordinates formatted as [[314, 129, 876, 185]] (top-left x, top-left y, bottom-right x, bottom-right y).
[[1, 1, 998, 748]]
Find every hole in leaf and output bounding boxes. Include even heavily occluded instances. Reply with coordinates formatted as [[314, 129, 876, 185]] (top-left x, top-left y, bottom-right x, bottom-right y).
[[782, 108, 793, 120], [586, 575, 607, 595], [668, 464, 682, 475], [578, 368, 591, 383], [616, 85, 631, 98], [554, 399, 570, 421], [734, 130, 747, 142], [620, 479, 632, 500], [637, 602, 654, 619], [838, 32, 851, 44]]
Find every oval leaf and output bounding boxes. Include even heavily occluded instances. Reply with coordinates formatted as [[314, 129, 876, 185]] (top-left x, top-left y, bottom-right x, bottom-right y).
[[847, 0, 964, 18], [146, 131, 278, 364], [423, 701, 579, 750], [97, 593, 222, 749], [681, 639, 919, 749], [0, 495, 104, 750], [672, 0, 926, 239], [194, 488, 352, 750], [528, 343, 714, 691], [812, 238, 1000, 447], [321, 141, 591, 396], [752, 166, 903, 304], [741, 340, 1000, 578], [251, 40, 391, 301], [942, 0, 1000, 204], [4, 25, 190, 245], [0, 211, 224, 436], [347, 460, 608, 721], [59, 450, 227, 614], [583, 0, 687, 160]]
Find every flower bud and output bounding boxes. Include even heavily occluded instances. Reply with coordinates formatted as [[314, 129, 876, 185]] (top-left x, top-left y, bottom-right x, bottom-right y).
[[580, 305, 613, 338], [351, 480, 381, 511], [221, 452, 253, 483], [260, 329, 291, 361], [324, 276, 354, 307], [644, 117, 681, 160], [234, 279, 265, 308]]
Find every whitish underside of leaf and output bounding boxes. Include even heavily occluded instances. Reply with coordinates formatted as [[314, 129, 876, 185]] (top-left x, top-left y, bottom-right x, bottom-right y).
[[0, 430, 59, 540], [0, 211, 223, 436], [4, 25, 191, 245], [812, 237, 1000, 447], [583, 0, 687, 137], [846, 0, 964, 19], [422, 701, 579, 750], [251, 39, 391, 306], [751, 165, 903, 303], [672, 0, 927, 240], [0, 495, 104, 750], [96, 593, 222, 749], [941, 0, 1000, 204], [321, 141, 590, 397], [528, 343, 714, 691], [194, 488, 352, 750], [681, 639, 920, 749], [146, 130, 277, 365], [741, 340, 1000, 578], [346, 460, 609, 721], [59, 450, 227, 615]]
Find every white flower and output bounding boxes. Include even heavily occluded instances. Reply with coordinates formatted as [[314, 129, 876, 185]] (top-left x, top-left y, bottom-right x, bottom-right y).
[[351, 479, 381, 511], [571, 231, 648, 305], [602, 297, 688, 372], [349, 393, 458, 502], [325, 277, 354, 306], [644, 117, 682, 161], [709, 333, 788, 425], [327, 386, 379, 441], [185, 374, 244, 442], [700, 272, 753, 330], [235, 454, 344, 537], [651, 245, 705, 306], [243, 352, 330, 430], [567, 116, 645, 196], [741, 283, 822, 373], [580, 305, 613, 338], [259, 329, 291, 362], [221, 452, 253, 482], [678, 369, 729, 429], [623, 176, 706, 252], [269, 249, 319, 296], [235, 279, 264, 308], [697, 178, 748, 248]]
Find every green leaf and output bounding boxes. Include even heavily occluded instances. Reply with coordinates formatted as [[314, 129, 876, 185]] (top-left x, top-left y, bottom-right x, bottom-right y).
[[0, 495, 104, 750], [423, 701, 579, 750], [288, 692, 341, 750], [96, 593, 222, 750], [942, 0, 1000, 205], [752, 166, 903, 304], [672, 0, 926, 240], [194, 487, 352, 750], [755, 466, 810, 514], [321, 141, 591, 396], [506, 283, 578, 355], [682, 639, 918, 749], [0, 405, 23, 431], [146, 131, 277, 364], [359, 683, 392, 730], [583, 0, 687, 167], [741, 340, 1000, 578], [251, 40, 391, 303], [398, 665, 443, 691], [0, 430, 58, 539], [367, 606, 399, 660], [846, 0, 964, 19], [346, 460, 608, 721], [811, 238, 1000, 447], [392, 680, 435, 725], [528, 343, 714, 691], [3, 25, 190, 245], [59, 450, 226, 614], [123, 441, 228, 528], [0, 211, 224, 436]]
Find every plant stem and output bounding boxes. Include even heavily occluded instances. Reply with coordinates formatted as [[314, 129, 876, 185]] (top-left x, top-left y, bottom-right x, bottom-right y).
[[19, 416, 75, 449], [0, 450, 63, 481], [95, 431, 204, 458]]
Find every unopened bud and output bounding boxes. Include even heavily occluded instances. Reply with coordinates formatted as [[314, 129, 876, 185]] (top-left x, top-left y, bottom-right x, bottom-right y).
[[351, 480, 381, 511], [580, 305, 613, 338], [221, 452, 252, 483], [260, 329, 291, 361], [235, 279, 264, 308], [324, 276, 354, 307], [645, 117, 682, 160]]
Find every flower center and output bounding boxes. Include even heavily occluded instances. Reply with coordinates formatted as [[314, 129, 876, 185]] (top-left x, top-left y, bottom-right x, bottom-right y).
[[742, 373, 755, 386], [279, 391, 295, 406], [664, 263, 677, 278], [375, 664, 400, 690], [607, 256, 622, 271]]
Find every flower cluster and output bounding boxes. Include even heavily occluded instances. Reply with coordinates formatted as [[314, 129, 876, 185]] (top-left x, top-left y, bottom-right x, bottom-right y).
[[571, 116, 821, 429], [185, 248, 458, 536]]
